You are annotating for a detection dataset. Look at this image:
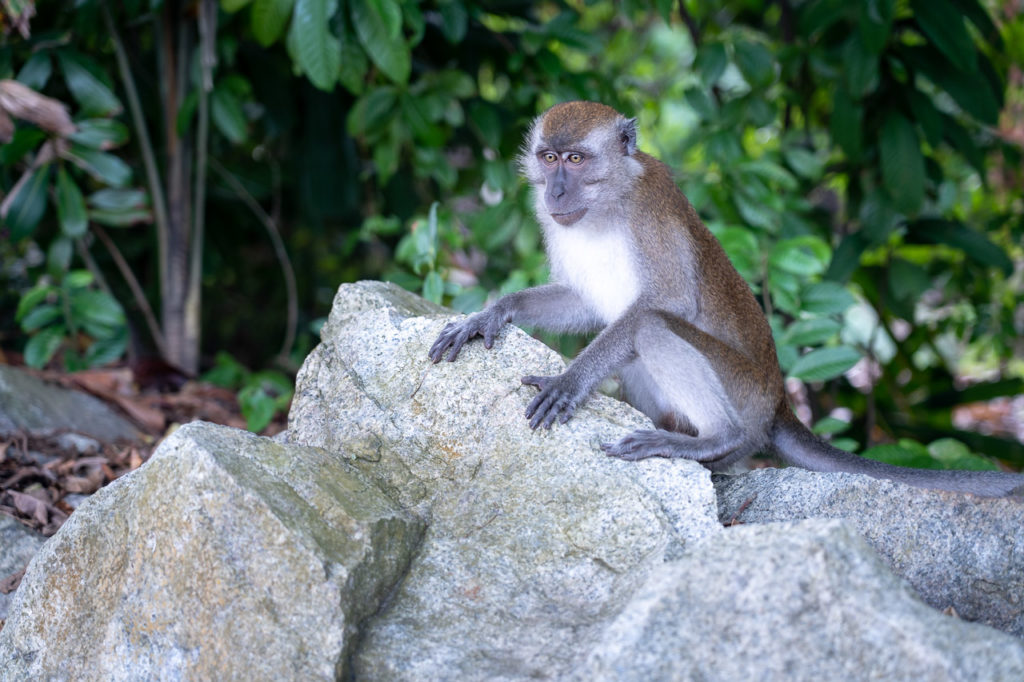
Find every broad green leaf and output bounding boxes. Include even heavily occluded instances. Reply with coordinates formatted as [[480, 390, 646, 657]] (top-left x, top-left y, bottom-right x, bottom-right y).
[[858, 191, 901, 244], [906, 91, 943, 147], [694, 42, 728, 87], [55, 166, 88, 238], [339, 24, 370, 93], [782, 147, 824, 179], [858, 0, 893, 54], [733, 40, 774, 88], [351, 0, 410, 84], [439, 0, 468, 43], [949, 0, 1002, 49], [422, 270, 443, 304], [801, 281, 856, 315], [842, 36, 878, 97], [908, 219, 1013, 275], [25, 325, 66, 369], [830, 89, 862, 159], [825, 233, 867, 283], [211, 87, 248, 143], [910, 0, 976, 73], [63, 143, 132, 187], [879, 113, 924, 214], [16, 52, 52, 90], [48, 236, 73, 274], [19, 303, 61, 332], [901, 46, 999, 124], [0, 128, 46, 165], [887, 258, 930, 302], [812, 416, 851, 435], [83, 331, 128, 367], [89, 208, 153, 227], [347, 87, 398, 138], [782, 318, 842, 347], [291, 0, 341, 91], [788, 345, 862, 382], [716, 227, 760, 282], [88, 188, 149, 211], [69, 119, 130, 149], [941, 114, 984, 176], [798, 0, 850, 37], [252, 0, 296, 46], [65, 270, 94, 289], [927, 438, 999, 471], [16, 284, 56, 321], [769, 237, 830, 277], [862, 442, 936, 468], [57, 52, 122, 116], [238, 384, 277, 432], [70, 289, 125, 337], [4, 164, 50, 240]]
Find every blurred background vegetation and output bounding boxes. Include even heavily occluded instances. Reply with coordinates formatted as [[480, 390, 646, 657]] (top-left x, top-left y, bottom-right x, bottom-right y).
[[1, 0, 1022, 469]]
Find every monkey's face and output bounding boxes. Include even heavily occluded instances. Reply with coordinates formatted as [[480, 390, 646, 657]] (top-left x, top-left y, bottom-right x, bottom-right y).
[[520, 101, 642, 229]]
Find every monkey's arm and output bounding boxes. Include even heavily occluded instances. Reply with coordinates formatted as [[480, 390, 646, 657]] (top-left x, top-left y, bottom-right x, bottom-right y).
[[429, 284, 602, 363], [523, 307, 642, 429]]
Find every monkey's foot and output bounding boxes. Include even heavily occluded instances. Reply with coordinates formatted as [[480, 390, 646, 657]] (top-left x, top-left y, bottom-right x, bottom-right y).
[[602, 429, 676, 461], [522, 374, 583, 430]]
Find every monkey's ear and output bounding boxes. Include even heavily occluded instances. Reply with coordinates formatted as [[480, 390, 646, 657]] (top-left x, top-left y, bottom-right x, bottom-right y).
[[618, 117, 638, 156]]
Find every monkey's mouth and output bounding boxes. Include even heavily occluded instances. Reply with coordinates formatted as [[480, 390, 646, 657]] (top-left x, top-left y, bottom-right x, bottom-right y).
[[550, 207, 588, 226]]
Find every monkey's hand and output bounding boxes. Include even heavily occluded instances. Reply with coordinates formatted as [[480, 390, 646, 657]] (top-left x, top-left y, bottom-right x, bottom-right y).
[[429, 309, 508, 363], [522, 373, 588, 430]]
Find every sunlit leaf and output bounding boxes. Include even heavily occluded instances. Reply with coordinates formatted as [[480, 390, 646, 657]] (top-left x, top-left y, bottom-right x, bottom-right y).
[[788, 345, 862, 382]]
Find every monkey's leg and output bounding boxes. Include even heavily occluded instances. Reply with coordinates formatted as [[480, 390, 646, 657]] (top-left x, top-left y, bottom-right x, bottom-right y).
[[429, 284, 602, 363]]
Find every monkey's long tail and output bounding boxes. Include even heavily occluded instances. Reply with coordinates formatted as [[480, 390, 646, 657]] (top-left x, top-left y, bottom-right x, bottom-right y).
[[770, 410, 1024, 497]]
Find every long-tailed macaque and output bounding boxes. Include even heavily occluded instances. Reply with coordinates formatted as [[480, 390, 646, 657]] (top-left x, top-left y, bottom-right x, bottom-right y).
[[429, 101, 1024, 497]]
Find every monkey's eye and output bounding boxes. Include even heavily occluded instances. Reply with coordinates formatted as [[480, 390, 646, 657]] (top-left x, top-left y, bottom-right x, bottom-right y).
[[541, 152, 558, 164], [567, 153, 583, 164]]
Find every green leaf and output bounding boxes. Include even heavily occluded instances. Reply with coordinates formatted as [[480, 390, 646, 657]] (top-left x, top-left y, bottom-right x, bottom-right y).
[[694, 42, 728, 86], [238, 384, 277, 432], [715, 227, 760, 281], [422, 270, 443, 304], [801, 281, 856, 315], [290, 0, 341, 91], [842, 36, 879, 96], [252, 0, 296, 46], [782, 147, 824, 179], [55, 166, 88, 238], [83, 331, 128, 368], [862, 442, 936, 468], [438, 0, 468, 43], [221, 0, 253, 12], [901, 46, 999, 125], [798, 0, 850, 37], [782, 318, 842, 347], [4, 164, 50, 240], [733, 40, 774, 88], [25, 325, 66, 369], [812, 416, 851, 436], [69, 119, 130, 149], [211, 87, 248, 143], [339, 24, 369, 93], [16, 285, 56, 321], [910, 0, 976, 73], [831, 89, 862, 159], [927, 438, 999, 471], [16, 52, 52, 90], [858, 191, 902, 244], [70, 289, 125, 337], [906, 91, 943, 147], [858, 0, 893, 54], [57, 52, 122, 117], [65, 270, 94, 289], [88, 188, 149, 211], [48, 236, 73, 274], [351, 0, 410, 84], [88, 208, 153, 227], [769, 237, 830, 277], [825, 233, 868, 283], [907, 219, 1013, 275], [788, 345, 862, 382], [63, 143, 132, 187], [20, 303, 61, 332], [0, 128, 46, 165], [879, 113, 924, 215]]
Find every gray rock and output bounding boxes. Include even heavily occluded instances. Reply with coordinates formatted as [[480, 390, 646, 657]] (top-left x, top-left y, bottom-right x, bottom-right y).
[[716, 467, 1024, 636], [0, 366, 139, 442], [581, 519, 1024, 681], [0, 516, 45, 622], [288, 281, 721, 679], [0, 421, 424, 680]]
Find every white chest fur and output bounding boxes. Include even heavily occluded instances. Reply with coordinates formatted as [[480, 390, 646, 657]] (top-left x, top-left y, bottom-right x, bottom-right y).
[[545, 224, 641, 323]]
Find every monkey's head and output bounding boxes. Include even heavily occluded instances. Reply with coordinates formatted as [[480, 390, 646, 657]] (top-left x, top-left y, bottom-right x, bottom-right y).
[[521, 101, 641, 227]]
